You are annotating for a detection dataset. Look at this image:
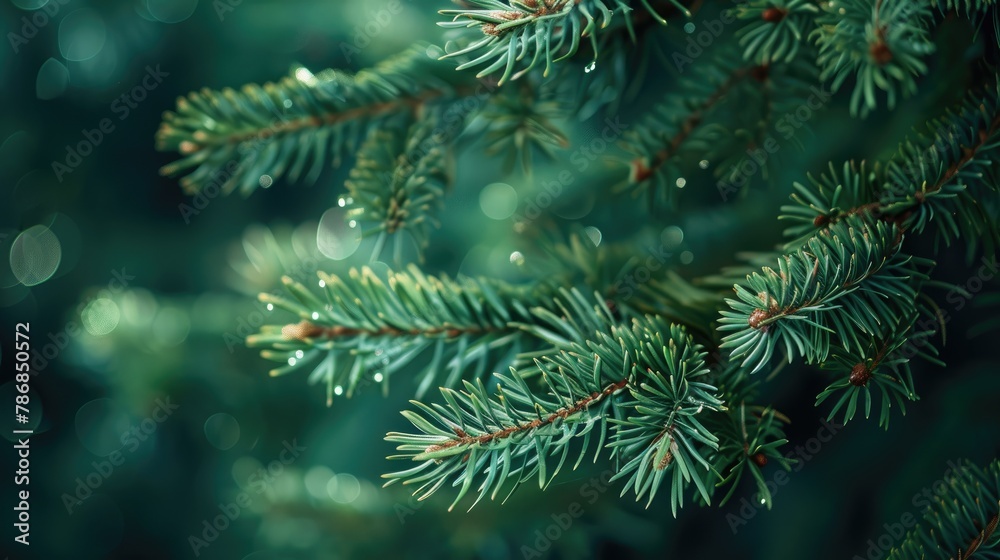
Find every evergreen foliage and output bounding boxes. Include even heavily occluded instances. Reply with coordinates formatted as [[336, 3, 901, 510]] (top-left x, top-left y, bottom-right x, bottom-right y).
[[155, 0, 1000, 552], [246, 265, 551, 402], [886, 459, 1000, 559], [344, 116, 452, 262], [157, 45, 473, 195], [437, 0, 684, 84]]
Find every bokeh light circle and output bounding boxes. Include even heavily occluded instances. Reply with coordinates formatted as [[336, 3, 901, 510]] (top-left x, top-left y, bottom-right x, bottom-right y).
[[327, 473, 361, 504], [10, 224, 62, 286], [151, 307, 190, 347], [661, 226, 684, 249], [203, 413, 240, 450], [82, 298, 121, 336], [479, 183, 518, 220], [317, 207, 362, 260], [36, 58, 70, 100], [59, 9, 107, 62], [120, 289, 158, 327], [304, 466, 334, 499]]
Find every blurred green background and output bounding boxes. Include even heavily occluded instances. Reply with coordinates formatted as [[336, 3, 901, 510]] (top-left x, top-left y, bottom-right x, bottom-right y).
[[1, 1, 998, 559]]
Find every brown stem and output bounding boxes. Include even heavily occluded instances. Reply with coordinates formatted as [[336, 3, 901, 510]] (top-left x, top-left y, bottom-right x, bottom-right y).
[[748, 249, 886, 331], [826, 109, 1000, 233], [869, 0, 893, 65], [181, 85, 481, 152], [425, 378, 630, 452], [956, 508, 999, 560], [188, 0, 699, 154], [631, 66, 753, 183], [280, 320, 502, 341]]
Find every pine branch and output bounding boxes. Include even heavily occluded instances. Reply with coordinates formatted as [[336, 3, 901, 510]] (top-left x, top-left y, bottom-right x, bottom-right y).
[[781, 83, 1000, 259], [709, 395, 793, 509], [548, 8, 660, 118], [606, 322, 725, 513], [466, 80, 571, 173], [384, 291, 724, 512], [437, 0, 690, 84], [623, 40, 822, 206], [157, 44, 478, 196], [814, 309, 941, 429], [246, 265, 552, 403], [344, 115, 452, 264], [716, 85, 1000, 430], [937, 0, 999, 16], [812, 0, 935, 117], [885, 459, 1000, 559], [735, 0, 821, 64], [622, 49, 753, 207], [719, 215, 925, 373]]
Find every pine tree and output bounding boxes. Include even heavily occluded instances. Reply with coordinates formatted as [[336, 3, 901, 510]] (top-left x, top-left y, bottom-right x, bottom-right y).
[[157, 0, 1000, 554]]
